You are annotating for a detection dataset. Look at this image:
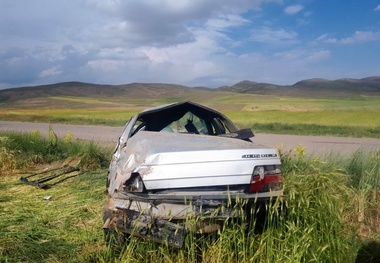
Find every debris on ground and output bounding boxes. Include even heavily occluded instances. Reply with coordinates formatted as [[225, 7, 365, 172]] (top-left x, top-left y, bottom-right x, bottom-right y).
[[20, 165, 82, 189]]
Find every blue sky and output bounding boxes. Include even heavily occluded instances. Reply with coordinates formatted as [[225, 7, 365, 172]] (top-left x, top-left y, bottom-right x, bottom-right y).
[[1, 0, 379, 89]]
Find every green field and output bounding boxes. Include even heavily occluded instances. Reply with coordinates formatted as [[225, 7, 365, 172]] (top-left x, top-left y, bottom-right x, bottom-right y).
[[1, 94, 380, 138]]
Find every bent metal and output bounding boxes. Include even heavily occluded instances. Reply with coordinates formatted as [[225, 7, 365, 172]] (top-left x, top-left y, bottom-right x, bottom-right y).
[[103, 101, 283, 247]]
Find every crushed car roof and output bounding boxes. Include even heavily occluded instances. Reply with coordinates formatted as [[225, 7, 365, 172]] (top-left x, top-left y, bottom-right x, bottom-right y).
[[136, 101, 239, 132]]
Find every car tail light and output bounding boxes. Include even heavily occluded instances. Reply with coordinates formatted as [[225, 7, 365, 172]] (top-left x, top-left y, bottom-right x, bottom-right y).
[[124, 174, 144, 192], [248, 165, 282, 193]]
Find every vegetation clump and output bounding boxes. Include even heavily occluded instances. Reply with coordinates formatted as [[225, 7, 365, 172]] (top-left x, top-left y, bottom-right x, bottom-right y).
[[0, 128, 110, 173], [0, 137, 16, 176]]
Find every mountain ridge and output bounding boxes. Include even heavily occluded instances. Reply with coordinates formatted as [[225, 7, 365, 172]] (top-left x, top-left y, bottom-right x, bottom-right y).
[[219, 76, 380, 95], [0, 76, 379, 108]]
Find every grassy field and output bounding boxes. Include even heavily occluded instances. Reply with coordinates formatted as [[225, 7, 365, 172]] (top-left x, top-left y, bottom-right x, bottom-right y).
[[1, 94, 380, 138], [0, 131, 379, 262], [0, 108, 138, 126]]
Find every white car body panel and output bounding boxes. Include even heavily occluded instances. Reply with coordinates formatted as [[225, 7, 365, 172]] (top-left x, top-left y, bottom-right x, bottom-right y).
[[108, 131, 280, 193]]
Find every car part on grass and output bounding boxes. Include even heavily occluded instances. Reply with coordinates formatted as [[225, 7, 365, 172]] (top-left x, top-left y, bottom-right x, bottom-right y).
[[103, 101, 283, 247], [103, 208, 186, 247], [20, 165, 81, 189]]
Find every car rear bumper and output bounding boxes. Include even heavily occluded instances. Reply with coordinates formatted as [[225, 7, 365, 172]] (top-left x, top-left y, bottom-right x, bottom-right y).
[[103, 190, 283, 247]]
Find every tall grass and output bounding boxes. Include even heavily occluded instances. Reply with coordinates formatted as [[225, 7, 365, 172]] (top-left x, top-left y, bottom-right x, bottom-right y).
[[0, 132, 379, 262], [0, 137, 16, 176], [345, 150, 380, 238], [0, 128, 111, 172]]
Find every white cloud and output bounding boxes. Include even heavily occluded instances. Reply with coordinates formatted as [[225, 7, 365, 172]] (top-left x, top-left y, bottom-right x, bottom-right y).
[[250, 27, 298, 44], [316, 31, 380, 45], [305, 50, 331, 62], [316, 34, 337, 44], [206, 14, 251, 30], [0, 0, 284, 87], [87, 59, 126, 72], [273, 49, 330, 62], [221, 48, 332, 85], [83, 0, 276, 47], [284, 5, 304, 15], [39, 67, 62, 78], [72, 26, 226, 85], [136, 34, 223, 83], [341, 31, 380, 44], [375, 5, 380, 11]]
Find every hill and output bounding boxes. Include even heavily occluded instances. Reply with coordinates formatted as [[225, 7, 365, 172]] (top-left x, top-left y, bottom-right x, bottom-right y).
[[218, 76, 380, 96], [0, 82, 192, 102], [0, 76, 379, 109], [0, 82, 219, 109]]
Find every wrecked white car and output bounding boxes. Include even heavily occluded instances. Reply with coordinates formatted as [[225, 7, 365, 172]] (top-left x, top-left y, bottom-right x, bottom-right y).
[[103, 101, 282, 247]]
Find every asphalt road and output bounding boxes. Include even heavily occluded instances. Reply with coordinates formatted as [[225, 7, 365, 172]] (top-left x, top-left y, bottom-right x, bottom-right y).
[[1, 121, 379, 156]]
